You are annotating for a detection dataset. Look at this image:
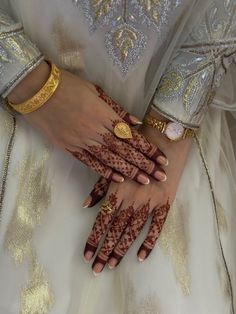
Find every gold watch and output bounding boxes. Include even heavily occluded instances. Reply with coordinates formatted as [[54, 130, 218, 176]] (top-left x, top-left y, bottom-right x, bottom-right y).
[[144, 114, 195, 141]]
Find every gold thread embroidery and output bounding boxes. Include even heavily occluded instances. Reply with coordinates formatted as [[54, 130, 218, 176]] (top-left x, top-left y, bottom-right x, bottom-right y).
[[21, 254, 54, 314], [137, 0, 161, 24], [183, 77, 200, 113], [125, 279, 161, 314], [113, 26, 138, 61], [159, 201, 191, 295], [215, 199, 228, 233], [52, 17, 84, 71], [5, 147, 54, 313], [158, 71, 183, 96], [92, 0, 113, 21], [216, 260, 231, 299]]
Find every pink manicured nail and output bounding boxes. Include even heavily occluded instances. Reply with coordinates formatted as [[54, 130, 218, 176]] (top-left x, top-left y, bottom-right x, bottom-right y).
[[129, 115, 143, 125], [138, 250, 146, 262], [157, 156, 169, 166], [108, 257, 117, 269], [137, 174, 150, 185], [154, 171, 167, 182], [82, 196, 92, 208], [84, 251, 94, 262], [112, 173, 125, 182]]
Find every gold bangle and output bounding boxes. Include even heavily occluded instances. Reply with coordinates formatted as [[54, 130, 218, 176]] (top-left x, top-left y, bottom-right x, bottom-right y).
[[8, 62, 60, 114]]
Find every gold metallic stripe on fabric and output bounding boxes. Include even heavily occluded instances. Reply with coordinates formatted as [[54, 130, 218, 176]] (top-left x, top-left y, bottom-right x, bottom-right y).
[[159, 201, 191, 296], [195, 134, 234, 314], [5, 144, 54, 313], [0, 114, 16, 222], [0, 27, 24, 40]]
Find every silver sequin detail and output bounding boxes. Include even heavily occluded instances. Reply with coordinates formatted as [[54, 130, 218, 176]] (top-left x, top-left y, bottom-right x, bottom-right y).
[[75, 0, 181, 75]]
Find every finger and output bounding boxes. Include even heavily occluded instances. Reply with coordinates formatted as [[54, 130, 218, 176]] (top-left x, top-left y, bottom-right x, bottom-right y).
[[92, 203, 135, 274], [84, 190, 121, 262], [102, 133, 167, 182], [87, 144, 150, 185], [95, 85, 142, 126], [82, 177, 110, 208], [67, 148, 124, 183], [126, 128, 168, 166], [137, 201, 170, 261], [108, 202, 151, 269]]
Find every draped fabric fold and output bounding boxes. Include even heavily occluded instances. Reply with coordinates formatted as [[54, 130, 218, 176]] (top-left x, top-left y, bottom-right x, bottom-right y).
[[0, 1, 235, 313]]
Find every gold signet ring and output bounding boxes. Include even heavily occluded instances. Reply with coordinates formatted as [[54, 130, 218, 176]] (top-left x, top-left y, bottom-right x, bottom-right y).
[[114, 122, 132, 139]]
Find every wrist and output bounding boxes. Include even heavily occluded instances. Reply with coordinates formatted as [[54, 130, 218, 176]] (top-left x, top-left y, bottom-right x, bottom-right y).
[[7, 60, 50, 104]]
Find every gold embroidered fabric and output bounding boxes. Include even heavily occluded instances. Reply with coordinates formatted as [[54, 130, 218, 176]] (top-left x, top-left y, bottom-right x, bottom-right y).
[[5, 148, 54, 314], [74, 0, 183, 75], [159, 201, 191, 295], [124, 278, 161, 314], [0, 10, 43, 97], [153, 0, 236, 128]]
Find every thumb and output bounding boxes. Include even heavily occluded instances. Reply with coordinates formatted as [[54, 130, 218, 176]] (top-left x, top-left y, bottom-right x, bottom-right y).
[[82, 177, 110, 208]]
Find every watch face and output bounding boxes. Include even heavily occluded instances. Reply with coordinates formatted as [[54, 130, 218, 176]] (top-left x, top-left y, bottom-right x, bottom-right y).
[[165, 122, 184, 141]]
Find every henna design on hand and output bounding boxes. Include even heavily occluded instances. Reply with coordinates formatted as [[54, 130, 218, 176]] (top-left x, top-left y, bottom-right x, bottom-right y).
[[96, 85, 134, 125], [87, 144, 147, 182], [68, 148, 114, 179], [89, 177, 110, 207], [137, 201, 170, 260], [102, 132, 165, 180], [84, 192, 119, 260], [92, 204, 134, 270], [109, 202, 150, 266]]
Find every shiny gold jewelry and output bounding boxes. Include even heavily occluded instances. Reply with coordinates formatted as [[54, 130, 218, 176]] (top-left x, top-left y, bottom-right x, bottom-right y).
[[100, 202, 115, 215], [114, 122, 133, 139], [144, 114, 195, 141], [8, 62, 61, 114]]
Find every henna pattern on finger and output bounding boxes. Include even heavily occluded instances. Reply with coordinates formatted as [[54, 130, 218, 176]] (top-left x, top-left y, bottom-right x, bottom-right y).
[[138, 201, 170, 260], [102, 133, 160, 176], [92, 205, 134, 269], [68, 149, 113, 179], [96, 85, 133, 124], [89, 177, 110, 207], [84, 192, 119, 258], [109, 202, 150, 266], [87, 144, 140, 179]]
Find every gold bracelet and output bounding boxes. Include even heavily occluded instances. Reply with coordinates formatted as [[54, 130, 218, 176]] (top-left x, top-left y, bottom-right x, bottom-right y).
[[144, 114, 195, 141], [8, 62, 60, 114]]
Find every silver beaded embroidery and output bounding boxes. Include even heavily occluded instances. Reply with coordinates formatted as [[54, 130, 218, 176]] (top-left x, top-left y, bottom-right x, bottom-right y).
[[153, 0, 236, 126], [74, 0, 182, 75]]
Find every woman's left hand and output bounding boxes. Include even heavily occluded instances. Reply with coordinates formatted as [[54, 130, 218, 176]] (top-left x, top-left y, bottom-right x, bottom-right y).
[[83, 111, 193, 275]]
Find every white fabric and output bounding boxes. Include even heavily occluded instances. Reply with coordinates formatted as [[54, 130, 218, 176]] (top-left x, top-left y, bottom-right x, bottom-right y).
[[0, 1, 235, 314]]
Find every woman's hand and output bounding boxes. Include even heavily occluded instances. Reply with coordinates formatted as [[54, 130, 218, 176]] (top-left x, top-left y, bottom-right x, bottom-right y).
[[8, 61, 168, 184], [82, 111, 193, 275]]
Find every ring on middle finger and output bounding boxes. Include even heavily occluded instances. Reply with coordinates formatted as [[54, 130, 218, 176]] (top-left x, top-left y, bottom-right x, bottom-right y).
[[100, 202, 116, 215], [114, 122, 133, 139]]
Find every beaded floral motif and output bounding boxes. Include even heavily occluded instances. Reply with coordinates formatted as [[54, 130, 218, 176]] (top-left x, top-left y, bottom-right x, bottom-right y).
[[74, 0, 179, 75], [154, 0, 236, 121]]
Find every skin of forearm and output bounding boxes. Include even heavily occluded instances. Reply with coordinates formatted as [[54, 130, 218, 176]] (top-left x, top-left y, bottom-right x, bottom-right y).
[[7, 61, 50, 104]]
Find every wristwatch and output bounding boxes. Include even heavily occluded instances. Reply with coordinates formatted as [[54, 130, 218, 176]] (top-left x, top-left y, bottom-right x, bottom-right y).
[[144, 114, 195, 141]]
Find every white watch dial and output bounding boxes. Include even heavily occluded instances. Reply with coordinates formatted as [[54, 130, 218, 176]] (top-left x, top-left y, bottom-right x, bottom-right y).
[[165, 122, 185, 141]]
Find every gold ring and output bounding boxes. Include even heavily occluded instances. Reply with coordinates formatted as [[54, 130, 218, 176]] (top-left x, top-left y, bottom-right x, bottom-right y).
[[114, 122, 132, 139], [100, 202, 115, 215]]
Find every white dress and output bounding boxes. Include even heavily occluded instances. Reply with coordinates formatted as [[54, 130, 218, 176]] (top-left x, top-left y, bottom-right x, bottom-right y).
[[0, 1, 235, 313]]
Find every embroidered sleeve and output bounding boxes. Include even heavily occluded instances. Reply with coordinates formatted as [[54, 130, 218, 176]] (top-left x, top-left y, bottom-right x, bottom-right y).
[[152, 0, 236, 129], [0, 9, 43, 98]]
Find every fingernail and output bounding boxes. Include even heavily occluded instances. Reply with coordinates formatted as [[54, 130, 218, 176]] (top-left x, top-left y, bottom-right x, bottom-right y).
[[138, 250, 146, 262], [130, 115, 143, 125], [108, 257, 117, 269], [157, 156, 169, 166], [93, 271, 100, 277], [137, 174, 150, 185], [84, 251, 94, 262], [112, 173, 125, 183], [93, 263, 105, 274], [82, 196, 92, 208], [154, 171, 167, 182]]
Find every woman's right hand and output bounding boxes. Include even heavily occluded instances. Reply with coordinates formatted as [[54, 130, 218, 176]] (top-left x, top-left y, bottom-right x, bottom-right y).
[[8, 61, 168, 184]]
